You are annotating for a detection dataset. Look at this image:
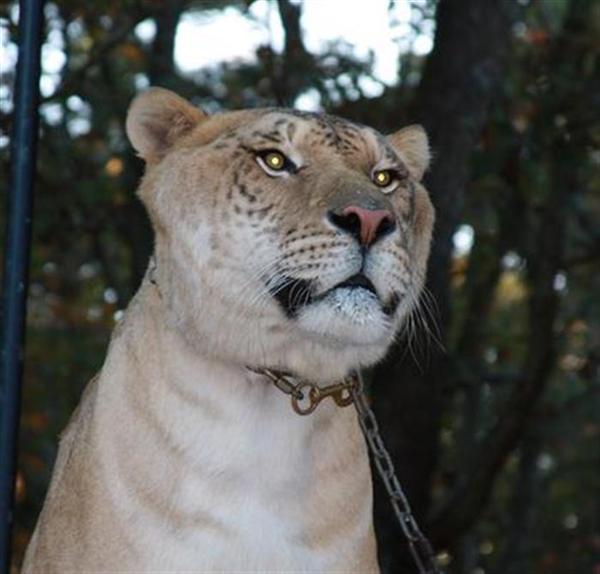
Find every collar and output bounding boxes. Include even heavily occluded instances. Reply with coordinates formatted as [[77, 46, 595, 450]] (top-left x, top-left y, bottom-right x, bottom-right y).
[[248, 366, 359, 415]]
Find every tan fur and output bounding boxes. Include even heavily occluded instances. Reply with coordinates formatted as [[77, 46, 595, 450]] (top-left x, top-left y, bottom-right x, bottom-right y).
[[23, 88, 434, 573]]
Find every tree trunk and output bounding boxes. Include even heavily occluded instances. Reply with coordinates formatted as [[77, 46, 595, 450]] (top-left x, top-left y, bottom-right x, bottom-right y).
[[275, 0, 314, 106], [493, 430, 544, 574], [430, 0, 597, 549]]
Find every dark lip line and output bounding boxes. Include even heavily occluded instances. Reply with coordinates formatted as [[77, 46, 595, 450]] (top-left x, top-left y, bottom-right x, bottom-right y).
[[268, 273, 400, 318], [334, 273, 377, 294]]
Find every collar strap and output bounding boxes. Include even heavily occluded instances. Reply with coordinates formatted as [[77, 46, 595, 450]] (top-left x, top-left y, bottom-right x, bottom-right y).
[[249, 367, 359, 415]]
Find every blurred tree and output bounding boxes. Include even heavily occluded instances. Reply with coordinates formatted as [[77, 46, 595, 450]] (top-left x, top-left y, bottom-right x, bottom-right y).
[[1, 0, 599, 572]]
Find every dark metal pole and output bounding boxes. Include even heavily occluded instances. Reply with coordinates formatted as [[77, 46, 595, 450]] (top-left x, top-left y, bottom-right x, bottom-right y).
[[0, 1, 45, 571]]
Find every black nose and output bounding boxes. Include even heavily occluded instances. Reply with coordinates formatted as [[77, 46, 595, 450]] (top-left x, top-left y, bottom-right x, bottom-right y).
[[327, 205, 396, 246]]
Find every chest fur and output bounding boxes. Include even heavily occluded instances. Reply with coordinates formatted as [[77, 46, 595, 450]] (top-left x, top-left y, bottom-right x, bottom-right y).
[[88, 351, 374, 571]]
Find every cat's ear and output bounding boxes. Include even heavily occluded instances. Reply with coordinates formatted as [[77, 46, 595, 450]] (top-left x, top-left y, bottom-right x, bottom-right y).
[[387, 125, 430, 181], [126, 87, 207, 163]]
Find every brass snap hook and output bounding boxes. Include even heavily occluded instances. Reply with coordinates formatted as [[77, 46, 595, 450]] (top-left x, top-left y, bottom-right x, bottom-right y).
[[291, 383, 321, 415], [331, 386, 354, 407]]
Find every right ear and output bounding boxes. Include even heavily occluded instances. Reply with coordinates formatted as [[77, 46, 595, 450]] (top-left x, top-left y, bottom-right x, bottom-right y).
[[126, 87, 207, 163], [387, 124, 430, 181]]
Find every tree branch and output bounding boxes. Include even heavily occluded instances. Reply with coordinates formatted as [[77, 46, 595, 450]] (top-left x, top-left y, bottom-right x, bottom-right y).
[[41, 13, 148, 104]]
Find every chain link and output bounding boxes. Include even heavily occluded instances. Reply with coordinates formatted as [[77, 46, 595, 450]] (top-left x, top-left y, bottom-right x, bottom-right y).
[[351, 372, 443, 574]]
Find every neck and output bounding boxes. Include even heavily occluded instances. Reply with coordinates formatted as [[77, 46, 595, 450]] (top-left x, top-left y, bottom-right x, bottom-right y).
[[102, 279, 346, 453]]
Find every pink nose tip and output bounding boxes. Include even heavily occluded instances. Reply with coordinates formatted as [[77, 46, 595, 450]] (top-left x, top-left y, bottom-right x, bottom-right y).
[[342, 205, 395, 246]]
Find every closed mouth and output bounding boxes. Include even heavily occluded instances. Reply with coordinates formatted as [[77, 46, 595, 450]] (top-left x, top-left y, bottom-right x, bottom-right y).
[[269, 273, 399, 317]]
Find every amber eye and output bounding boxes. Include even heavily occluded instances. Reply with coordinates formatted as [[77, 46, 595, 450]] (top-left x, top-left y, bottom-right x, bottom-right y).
[[264, 151, 286, 170], [256, 149, 297, 176], [373, 169, 393, 187]]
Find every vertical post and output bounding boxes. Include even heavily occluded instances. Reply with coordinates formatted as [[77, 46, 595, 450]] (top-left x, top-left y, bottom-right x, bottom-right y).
[[0, 0, 45, 571]]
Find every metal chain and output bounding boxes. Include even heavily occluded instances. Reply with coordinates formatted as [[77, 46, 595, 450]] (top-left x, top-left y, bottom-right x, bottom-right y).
[[351, 372, 443, 574]]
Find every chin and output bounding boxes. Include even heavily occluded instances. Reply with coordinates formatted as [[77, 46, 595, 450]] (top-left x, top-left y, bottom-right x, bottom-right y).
[[295, 287, 397, 347]]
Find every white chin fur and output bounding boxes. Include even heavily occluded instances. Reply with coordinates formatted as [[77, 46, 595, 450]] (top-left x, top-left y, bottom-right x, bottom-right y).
[[295, 287, 394, 347]]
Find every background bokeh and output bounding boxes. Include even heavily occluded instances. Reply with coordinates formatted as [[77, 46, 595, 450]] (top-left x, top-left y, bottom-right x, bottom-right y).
[[1, 1, 599, 572]]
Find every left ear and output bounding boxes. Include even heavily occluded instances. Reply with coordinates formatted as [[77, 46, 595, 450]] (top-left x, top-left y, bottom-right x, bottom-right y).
[[387, 124, 430, 181]]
